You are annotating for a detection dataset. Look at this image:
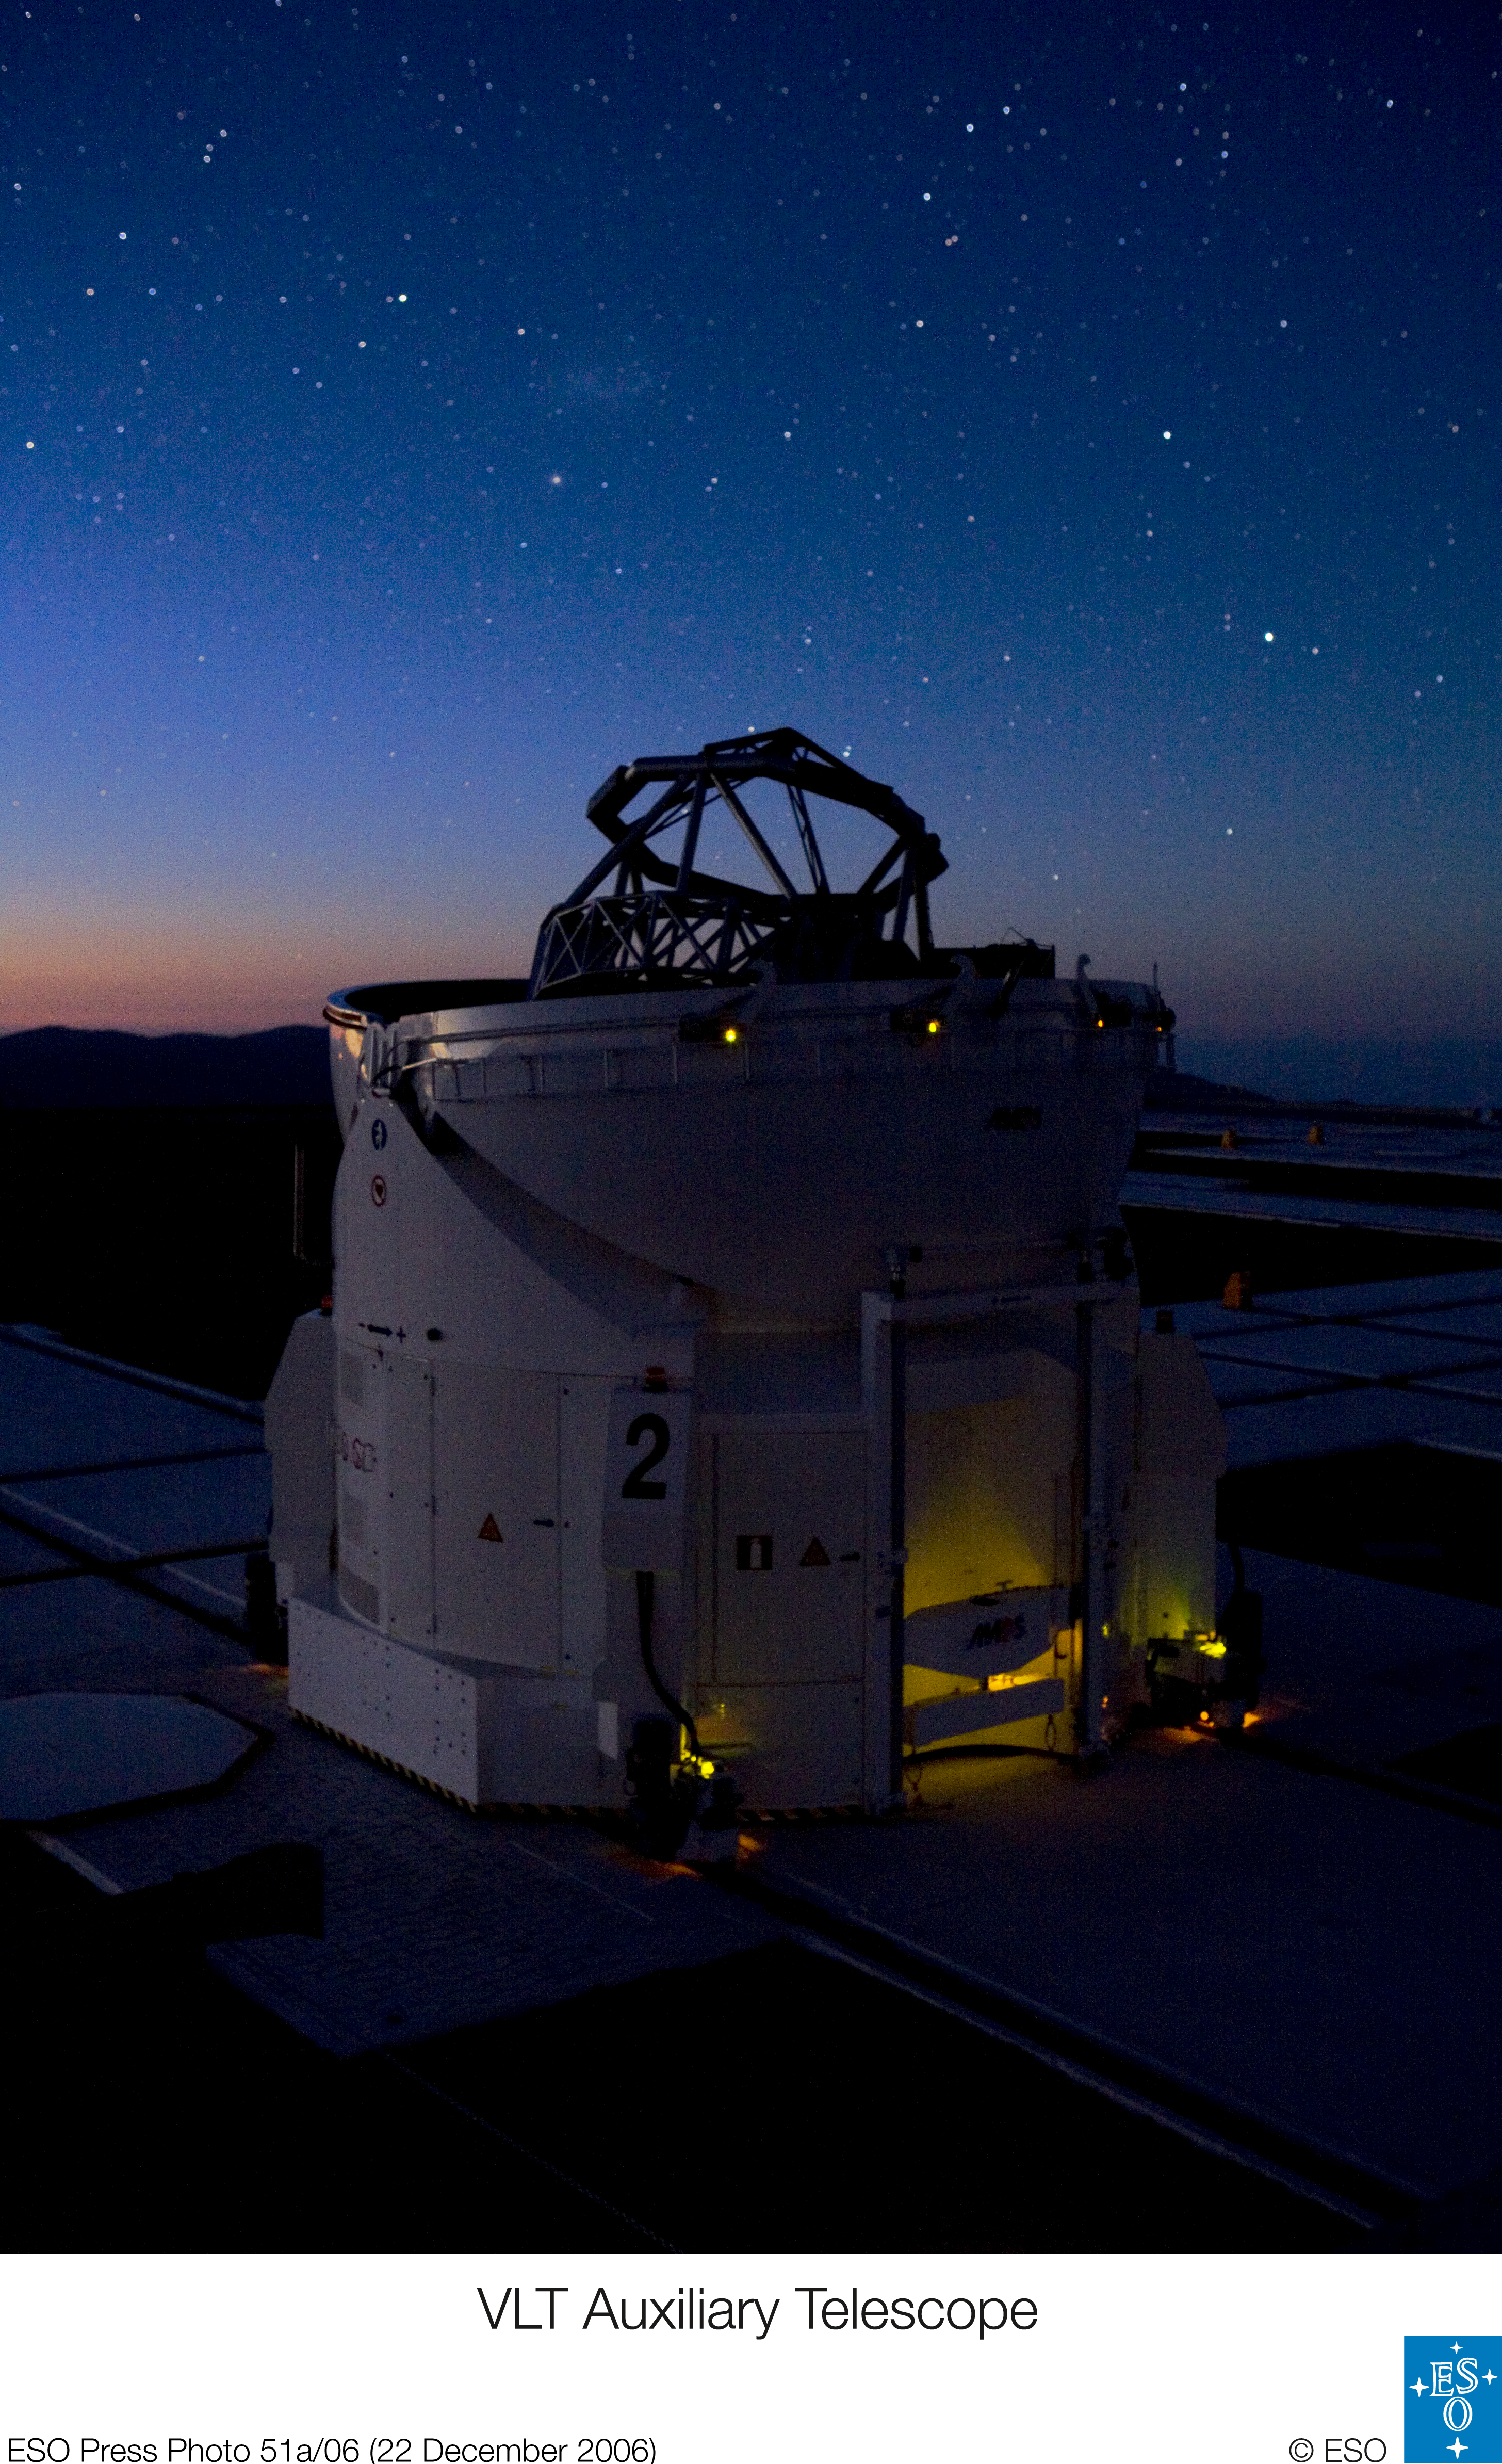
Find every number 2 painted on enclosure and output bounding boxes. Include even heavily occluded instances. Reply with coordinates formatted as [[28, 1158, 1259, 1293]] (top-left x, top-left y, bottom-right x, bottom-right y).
[[621, 1412, 670, 1499], [601, 1388, 692, 1569]]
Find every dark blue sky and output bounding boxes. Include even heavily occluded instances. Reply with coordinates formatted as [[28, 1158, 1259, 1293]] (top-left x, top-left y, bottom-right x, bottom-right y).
[[2, 0, 1496, 1063]]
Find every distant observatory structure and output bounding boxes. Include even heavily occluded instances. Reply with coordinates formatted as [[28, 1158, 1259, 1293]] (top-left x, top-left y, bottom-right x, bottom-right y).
[[267, 730, 1227, 1825]]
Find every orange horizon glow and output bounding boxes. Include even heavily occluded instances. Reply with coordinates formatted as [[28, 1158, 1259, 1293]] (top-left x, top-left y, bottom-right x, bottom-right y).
[[0, 912, 535, 1036]]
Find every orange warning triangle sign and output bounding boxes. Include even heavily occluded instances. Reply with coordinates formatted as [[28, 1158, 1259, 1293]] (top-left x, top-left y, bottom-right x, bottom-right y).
[[477, 1513, 503, 1543], [799, 1536, 831, 1567]]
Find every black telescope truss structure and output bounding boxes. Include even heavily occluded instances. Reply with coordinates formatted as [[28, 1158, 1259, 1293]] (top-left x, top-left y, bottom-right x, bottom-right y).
[[527, 728, 951, 998]]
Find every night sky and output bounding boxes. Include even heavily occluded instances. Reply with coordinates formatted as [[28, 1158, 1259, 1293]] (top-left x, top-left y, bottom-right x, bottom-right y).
[[2, 0, 1497, 1092]]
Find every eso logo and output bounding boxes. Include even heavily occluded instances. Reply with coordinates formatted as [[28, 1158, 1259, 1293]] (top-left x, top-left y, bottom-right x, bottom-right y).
[[1405, 2340, 1501, 2464]]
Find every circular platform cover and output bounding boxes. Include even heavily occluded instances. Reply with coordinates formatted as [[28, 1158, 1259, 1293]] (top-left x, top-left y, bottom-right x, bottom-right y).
[[0, 1692, 260, 1823]]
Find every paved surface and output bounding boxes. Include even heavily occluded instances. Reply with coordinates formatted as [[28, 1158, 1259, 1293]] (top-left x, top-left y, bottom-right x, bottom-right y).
[[1244, 1545, 1502, 1766], [754, 1547, 1502, 2201], [1123, 1169, 1502, 1256], [757, 1744, 1502, 2200], [1165, 1266, 1502, 1467], [0, 1689, 263, 1821], [86, 1667, 779, 2055], [0, 1325, 776, 2053], [3, 1314, 1499, 2210]]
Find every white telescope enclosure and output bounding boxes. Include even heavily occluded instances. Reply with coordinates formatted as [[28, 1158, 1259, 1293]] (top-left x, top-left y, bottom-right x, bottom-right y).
[[268, 731, 1224, 1811]]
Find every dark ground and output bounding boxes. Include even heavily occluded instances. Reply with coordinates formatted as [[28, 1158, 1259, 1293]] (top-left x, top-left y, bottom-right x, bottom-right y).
[[1124, 1204, 1502, 1308], [1, 1106, 342, 1399], [6, 1075, 1501, 2253], [2, 1823, 1367, 2255], [1219, 1444, 1502, 1613]]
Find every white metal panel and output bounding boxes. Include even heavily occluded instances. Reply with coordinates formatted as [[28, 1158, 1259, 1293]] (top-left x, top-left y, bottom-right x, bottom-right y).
[[384, 1356, 434, 1644], [1130, 1330, 1225, 1641], [697, 1682, 864, 1807], [711, 1430, 865, 1684], [560, 1375, 612, 1675], [288, 1593, 481, 1802], [439, 978, 1150, 1318], [335, 1340, 386, 1629], [289, 1595, 604, 1804], [334, 1098, 403, 1338], [601, 1387, 693, 1569], [265, 1309, 335, 1603], [1132, 1340, 1216, 1468], [1132, 1477, 1219, 1641], [432, 1363, 561, 1667], [906, 1357, 1075, 1608], [909, 1676, 1065, 1747], [859, 1302, 897, 1811], [903, 1585, 1067, 1679], [476, 1678, 600, 1803], [286, 1592, 360, 1730]]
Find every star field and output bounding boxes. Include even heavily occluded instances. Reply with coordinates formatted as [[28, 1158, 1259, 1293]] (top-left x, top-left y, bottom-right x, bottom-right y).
[[0, 0, 1496, 1076]]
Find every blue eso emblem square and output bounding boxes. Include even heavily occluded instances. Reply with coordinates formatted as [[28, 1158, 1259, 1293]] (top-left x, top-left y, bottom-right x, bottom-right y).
[[1406, 2341, 1502, 2464]]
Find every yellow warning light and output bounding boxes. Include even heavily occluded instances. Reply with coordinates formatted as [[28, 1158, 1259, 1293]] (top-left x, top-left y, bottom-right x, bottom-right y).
[[926, 1017, 940, 1035], [722, 1026, 739, 1044]]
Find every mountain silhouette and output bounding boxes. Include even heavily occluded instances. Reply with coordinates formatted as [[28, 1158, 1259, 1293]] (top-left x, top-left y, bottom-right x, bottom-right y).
[[0, 1024, 332, 1109]]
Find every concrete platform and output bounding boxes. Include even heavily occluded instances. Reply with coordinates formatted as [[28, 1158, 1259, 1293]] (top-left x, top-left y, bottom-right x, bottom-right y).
[[753, 1713, 1500, 2200], [1167, 1267, 1502, 1466], [0, 1324, 777, 2053], [0, 1690, 262, 1822], [3, 1311, 1499, 2213]]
